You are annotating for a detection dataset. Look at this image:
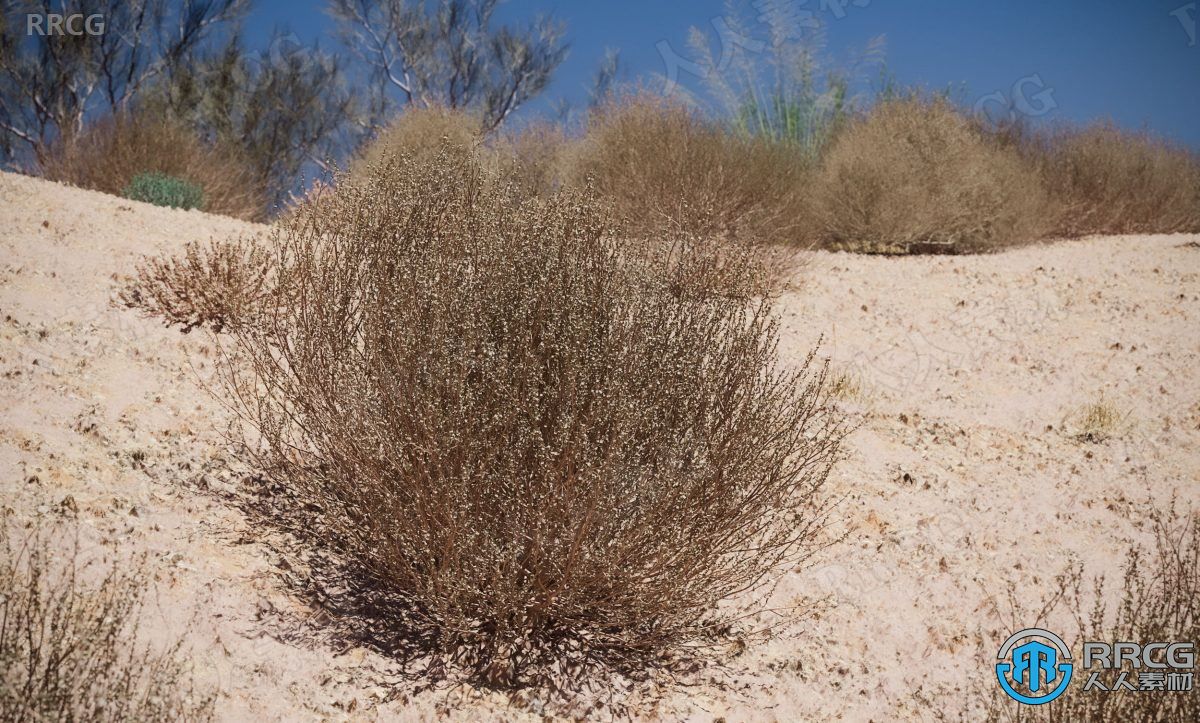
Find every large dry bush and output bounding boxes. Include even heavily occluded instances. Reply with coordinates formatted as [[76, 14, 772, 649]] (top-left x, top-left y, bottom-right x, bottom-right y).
[[573, 96, 812, 244], [205, 148, 842, 689], [0, 523, 213, 721], [41, 113, 266, 221], [812, 97, 1050, 254], [1033, 124, 1200, 237]]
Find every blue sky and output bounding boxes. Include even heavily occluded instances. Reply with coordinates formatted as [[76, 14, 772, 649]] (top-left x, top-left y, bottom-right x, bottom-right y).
[[244, 0, 1200, 147]]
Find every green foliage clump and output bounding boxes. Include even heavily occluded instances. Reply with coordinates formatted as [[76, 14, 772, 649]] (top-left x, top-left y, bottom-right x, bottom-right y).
[[121, 172, 206, 211]]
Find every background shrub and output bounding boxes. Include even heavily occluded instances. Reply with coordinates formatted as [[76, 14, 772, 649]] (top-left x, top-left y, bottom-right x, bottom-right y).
[[573, 95, 813, 244], [810, 96, 1050, 253], [1033, 123, 1200, 237], [203, 148, 842, 689], [0, 523, 213, 722], [349, 106, 483, 181], [122, 172, 206, 211], [41, 112, 267, 221], [485, 120, 572, 199]]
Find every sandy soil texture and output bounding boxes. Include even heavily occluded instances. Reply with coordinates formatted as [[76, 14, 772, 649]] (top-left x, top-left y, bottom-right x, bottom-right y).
[[2, 170, 1198, 720]]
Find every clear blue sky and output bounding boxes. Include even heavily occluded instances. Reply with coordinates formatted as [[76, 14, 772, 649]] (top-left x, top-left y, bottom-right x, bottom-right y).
[[244, 0, 1200, 147]]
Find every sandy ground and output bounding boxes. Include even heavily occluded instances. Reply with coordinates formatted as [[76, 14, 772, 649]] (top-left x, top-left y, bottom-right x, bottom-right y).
[[2, 170, 1198, 721]]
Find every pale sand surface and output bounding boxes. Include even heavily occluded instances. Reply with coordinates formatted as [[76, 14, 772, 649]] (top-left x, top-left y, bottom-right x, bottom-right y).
[[2, 170, 1198, 720]]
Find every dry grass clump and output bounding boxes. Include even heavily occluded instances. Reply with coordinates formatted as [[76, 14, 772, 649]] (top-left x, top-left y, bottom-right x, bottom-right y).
[[350, 106, 483, 182], [41, 112, 266, 221], [1034, 124, 1200, 237], [967, 506, 1199, 722], [1066, 397, 1129, 443], [118, 237, 275, 333], [0, 523, 213, 721], [811, 97, 1049, 254], [199, 148, 843, 690], [573, 95, 811, 244]]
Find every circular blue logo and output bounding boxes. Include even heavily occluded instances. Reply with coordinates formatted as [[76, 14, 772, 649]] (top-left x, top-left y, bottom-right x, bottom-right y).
[[995, 628, 1073, 705]]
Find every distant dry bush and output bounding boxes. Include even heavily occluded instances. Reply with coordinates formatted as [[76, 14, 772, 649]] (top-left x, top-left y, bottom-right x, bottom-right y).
[[41, 113, 267, 221], [485, 120, 571, 198], [812, 97, 1050, 254], [202, 148, 842, 690], [960, 506, 1200, 722], [573, 96, 812, 244], [349, 106, 483, 182], [119, 237, 275, 333], [1033, 124, 1200, 237], [0, 523, 213, 722]]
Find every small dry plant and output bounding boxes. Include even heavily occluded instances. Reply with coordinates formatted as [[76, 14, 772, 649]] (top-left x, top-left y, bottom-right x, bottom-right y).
[[118, 237, 276, 333], [965, 505, 1199, 722], [827, 367, 870, 406], [1034, 123, 1200, 237], [0, 522, 213, 721], [188, 147, 845, 691], [573, 95, 812, 244], [812, 96, 1050, 254], [1067, 397, 1129, 444], [41, 111, 267, 221]]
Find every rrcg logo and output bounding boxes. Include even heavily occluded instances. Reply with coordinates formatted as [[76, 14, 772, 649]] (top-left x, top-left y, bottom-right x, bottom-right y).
[[995, 628, 1074, 705], [996, 628, 1196, 705], [26, 13, 106, 36]]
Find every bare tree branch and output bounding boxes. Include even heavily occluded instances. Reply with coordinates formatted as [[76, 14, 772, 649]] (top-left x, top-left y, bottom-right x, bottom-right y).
[[328, 0, 567, 132]]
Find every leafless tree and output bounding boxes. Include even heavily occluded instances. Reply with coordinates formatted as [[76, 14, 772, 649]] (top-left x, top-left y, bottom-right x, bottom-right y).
[[157, 30, 357, 206], [0, 0, 247, 165], [328, 0, 567, 132]]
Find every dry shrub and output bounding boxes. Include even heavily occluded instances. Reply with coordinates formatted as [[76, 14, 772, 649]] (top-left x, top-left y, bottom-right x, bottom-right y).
[[41, 113, 266, 221], [485, 120, 571, 198], [573, 95, 812, 244], [205, 148, 842, 690], [0, 523, 213, 721], [967, 506, 1199, 722], [1034, 124, 1200, 237], [118, 237, 275, 333], [812, 97, 1050, 254], [349, 105, 483, 182]]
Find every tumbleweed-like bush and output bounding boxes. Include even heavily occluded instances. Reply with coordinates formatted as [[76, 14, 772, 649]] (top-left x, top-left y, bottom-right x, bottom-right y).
[[0, 523, 213, 721], [573, 95, 811, 244], [348, 105, 483, 183], [213, 147, 843, 689], [1033, 123, 1200, 237], [119, 237, 276, 334], [812, 96, 1050, 254]]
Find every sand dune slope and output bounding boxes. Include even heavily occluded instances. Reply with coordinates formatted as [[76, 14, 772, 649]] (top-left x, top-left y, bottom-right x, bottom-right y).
[[2, 170, 1198, 720]]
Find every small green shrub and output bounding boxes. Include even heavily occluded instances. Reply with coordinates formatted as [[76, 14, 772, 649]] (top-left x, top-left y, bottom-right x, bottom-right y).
[[122, 172, 206, 211]]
